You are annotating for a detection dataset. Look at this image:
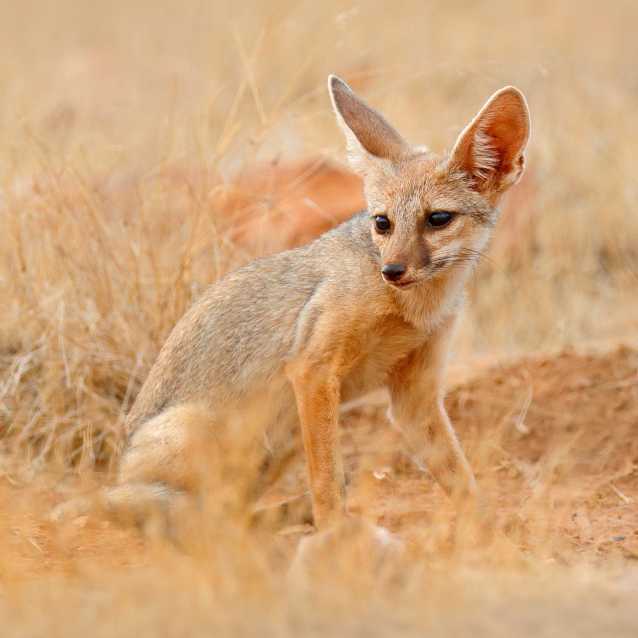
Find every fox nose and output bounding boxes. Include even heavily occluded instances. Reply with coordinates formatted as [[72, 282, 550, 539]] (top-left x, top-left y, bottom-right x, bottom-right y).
[[381, 263, 406, 282]]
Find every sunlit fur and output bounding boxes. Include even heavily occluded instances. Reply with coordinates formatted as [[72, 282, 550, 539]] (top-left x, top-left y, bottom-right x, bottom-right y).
[[53, 76, 530, 532]]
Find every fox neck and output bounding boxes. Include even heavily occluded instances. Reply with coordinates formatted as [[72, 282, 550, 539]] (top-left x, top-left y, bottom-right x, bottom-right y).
[[391, 263, 472, 334]]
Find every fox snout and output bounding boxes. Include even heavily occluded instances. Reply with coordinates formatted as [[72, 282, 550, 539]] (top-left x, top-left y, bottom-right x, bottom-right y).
[[381, 262, 407, 282], [381, 258, 427, 288], [381, 246, 432, 287]]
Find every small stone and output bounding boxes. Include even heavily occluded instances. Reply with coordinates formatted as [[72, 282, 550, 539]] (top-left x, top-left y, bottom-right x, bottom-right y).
[[73, 515, 88, 529], [373, 467, 391, 480]]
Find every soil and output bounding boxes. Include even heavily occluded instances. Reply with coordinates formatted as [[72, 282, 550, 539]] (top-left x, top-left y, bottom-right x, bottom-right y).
[[2, 345, 637, 580]]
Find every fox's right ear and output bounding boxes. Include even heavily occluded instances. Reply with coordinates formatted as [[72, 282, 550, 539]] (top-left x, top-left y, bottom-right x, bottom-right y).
[[449, 86, 530, 196], [328, 75, 409, 175]]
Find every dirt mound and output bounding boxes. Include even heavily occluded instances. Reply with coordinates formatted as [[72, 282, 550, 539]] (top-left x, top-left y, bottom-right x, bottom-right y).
[[1, 346, 637, 582], [341, 344, 638, 558]]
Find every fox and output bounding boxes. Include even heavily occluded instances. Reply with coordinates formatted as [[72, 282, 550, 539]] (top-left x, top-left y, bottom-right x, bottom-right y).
[[54, 76, 530, 531]]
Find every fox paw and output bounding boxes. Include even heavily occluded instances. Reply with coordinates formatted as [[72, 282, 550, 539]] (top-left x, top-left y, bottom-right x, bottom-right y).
[[288, 517, 405, 586]]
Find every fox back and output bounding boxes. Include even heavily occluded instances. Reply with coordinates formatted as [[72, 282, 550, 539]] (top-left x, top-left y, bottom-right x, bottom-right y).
[[127, 77, 528, 430]]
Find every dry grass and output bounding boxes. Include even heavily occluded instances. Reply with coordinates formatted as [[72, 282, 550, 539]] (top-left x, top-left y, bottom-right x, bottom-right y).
[[1, 0, 638, 635]]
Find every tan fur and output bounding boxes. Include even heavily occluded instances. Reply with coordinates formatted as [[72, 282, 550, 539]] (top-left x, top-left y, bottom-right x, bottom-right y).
[[54, 76, 530, 530]]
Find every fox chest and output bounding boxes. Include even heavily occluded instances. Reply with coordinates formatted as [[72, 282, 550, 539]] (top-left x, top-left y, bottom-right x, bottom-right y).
[[340, 319, 426, 402]]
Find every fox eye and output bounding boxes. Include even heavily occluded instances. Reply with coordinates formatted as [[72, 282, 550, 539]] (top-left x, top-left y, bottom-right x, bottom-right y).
[[427, 211, 454, 228], [373, 214, 391, 234]]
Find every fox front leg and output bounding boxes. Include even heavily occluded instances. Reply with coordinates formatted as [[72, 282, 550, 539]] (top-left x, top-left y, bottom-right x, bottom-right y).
[[388, 318, 476, 499], [287, 361, 346, 529]]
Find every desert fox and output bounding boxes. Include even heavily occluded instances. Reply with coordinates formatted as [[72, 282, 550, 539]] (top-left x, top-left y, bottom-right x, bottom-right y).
[[58, 76, 530, 530]]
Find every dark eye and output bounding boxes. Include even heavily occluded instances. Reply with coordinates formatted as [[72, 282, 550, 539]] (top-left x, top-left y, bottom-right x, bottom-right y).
[[427, 211, 455, 228], [373, 215, 391, 234]]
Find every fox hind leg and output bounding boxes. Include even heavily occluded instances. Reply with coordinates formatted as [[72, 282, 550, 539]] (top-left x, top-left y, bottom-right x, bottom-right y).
[[51, 403, 213, 530]]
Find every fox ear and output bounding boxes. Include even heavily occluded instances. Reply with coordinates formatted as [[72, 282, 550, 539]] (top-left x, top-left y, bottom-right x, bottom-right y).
[[450, 86, 530, 195], [328, 75, 409, 174]]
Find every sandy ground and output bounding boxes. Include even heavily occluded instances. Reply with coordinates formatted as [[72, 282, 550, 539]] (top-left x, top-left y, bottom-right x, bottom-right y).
[[2, 345, 636, 577], [1, 345, 637, 636]]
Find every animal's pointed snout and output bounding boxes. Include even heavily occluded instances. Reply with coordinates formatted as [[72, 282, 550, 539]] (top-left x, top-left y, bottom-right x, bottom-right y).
[[381, 263, 406, 282]]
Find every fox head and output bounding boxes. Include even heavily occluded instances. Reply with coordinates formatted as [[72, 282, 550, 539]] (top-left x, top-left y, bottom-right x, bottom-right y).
[[328, 75, 530, 289]]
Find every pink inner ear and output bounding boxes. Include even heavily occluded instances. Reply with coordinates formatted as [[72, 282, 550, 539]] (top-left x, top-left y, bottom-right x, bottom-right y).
[[452, 89, 529, 190], [486, 99, 529, 172]]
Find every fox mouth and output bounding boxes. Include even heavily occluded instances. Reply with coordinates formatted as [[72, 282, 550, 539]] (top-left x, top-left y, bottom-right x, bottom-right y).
[[387, 279, 418, 290], [385, 268, 448, 289]]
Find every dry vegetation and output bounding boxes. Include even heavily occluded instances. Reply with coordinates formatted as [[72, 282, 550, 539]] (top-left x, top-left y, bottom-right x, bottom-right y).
[[1, 0, 637, 635]]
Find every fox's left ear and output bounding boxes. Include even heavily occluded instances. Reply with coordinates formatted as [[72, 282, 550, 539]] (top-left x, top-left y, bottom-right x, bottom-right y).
[[450, 87, 530, 195]]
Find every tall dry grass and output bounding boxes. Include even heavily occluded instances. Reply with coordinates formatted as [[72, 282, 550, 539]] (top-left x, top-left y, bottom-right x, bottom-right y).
[[1, 1, 637, 635], [2, 0, 638, 465]]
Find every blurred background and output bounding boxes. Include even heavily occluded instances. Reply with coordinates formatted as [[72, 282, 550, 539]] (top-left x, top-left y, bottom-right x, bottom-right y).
[[0, 3, 638, 634], [2, 0, 638, 464]]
